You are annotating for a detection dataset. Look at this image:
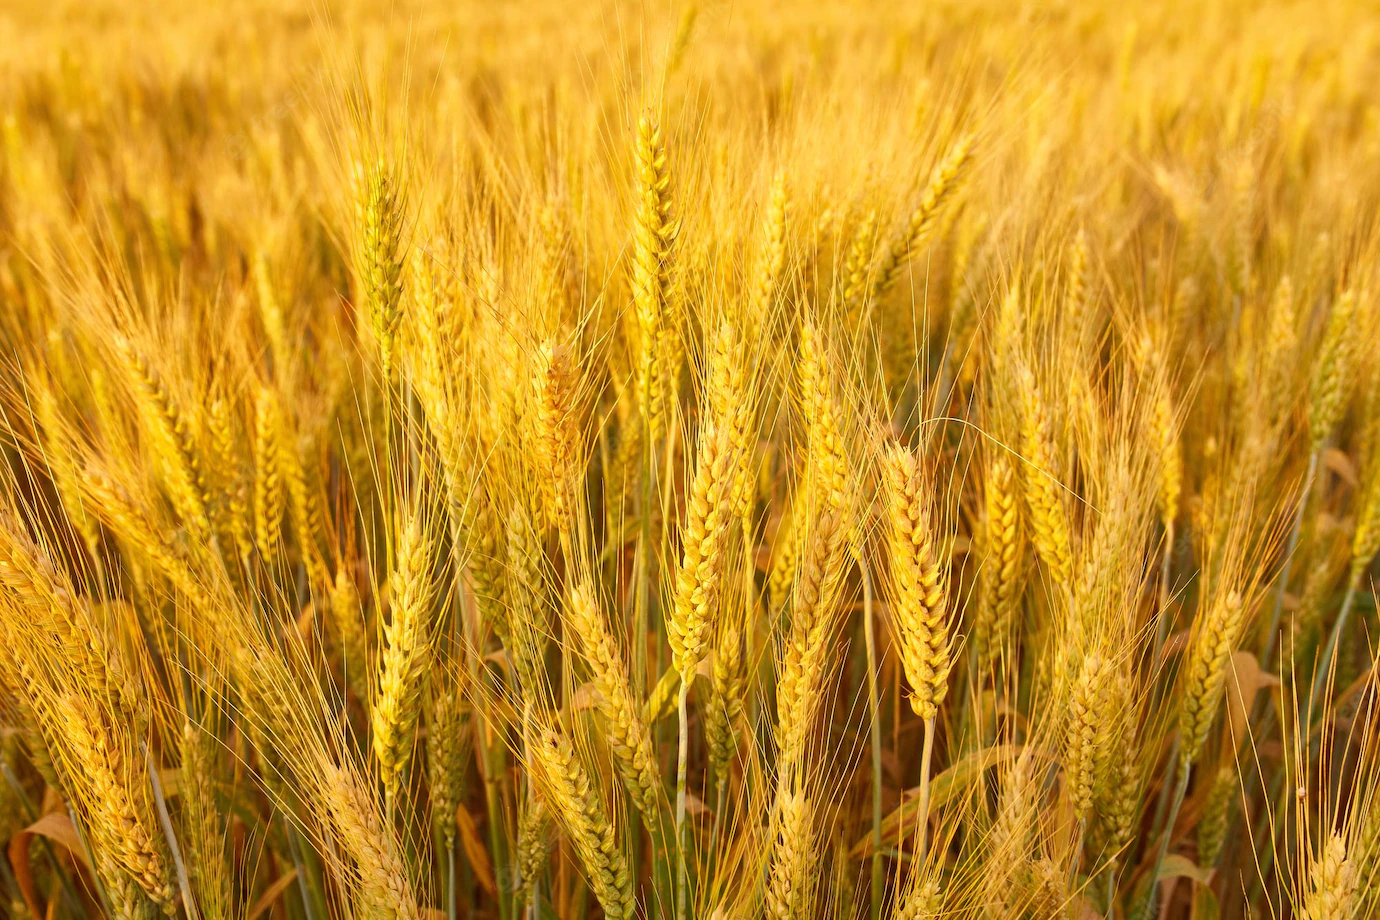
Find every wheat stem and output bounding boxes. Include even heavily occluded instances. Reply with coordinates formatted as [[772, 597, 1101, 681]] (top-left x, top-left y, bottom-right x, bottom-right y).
[[917, 716, 936, 867], [143, 741, 198, 920], [675, 678, 690, 920], [860, 559, 883, 920], [1311, 575, 1360, 708], [1139, 759, 1189, 920]]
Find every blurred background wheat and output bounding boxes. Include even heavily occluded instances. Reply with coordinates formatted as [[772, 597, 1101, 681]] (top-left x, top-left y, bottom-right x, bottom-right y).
[[0, 1, 1378, 918]]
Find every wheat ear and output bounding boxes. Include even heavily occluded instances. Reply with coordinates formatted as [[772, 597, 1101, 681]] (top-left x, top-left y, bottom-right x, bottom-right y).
[[354, 157, 406, 382], [372, 513, 437, 803], [528, 723, 635, 920], [565, 581, 662, 818], [632, 112, 678, 433], [974, 452, 1024, 670], [880, 443, 953, 720], [320, 761, 422, 920], [1016, 363, 1073, 586], [869, 133, 975, 303]]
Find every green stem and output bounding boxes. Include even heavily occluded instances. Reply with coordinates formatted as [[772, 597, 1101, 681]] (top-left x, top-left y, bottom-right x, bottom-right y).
[[480, 699, 511, 920], [1145, 738, 1180, 866], [709, 780, 726, 888], [284, 816, 317, 920], [1310, 576, 1360, 711], [1139, 761, 1190, 920], [447, 844, 457, 920]]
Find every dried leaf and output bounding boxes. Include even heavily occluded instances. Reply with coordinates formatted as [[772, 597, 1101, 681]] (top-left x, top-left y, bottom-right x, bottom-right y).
[[854, 744, 1026, 857], [246, 869, 299, 920], [456, 803, 497, 896], [1158, 854, 1214, 885], [1225, 651, 1278, 750], [9, 814, 90, 920], [1323, 448, 1359, 488]]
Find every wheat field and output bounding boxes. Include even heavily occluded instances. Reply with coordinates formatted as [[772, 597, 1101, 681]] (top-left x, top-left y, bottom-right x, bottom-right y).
[[0, 1, 1378, 918]]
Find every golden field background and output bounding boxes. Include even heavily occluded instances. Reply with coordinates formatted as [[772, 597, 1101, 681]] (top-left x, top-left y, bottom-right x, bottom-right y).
[[0, 2, 1379, 920]]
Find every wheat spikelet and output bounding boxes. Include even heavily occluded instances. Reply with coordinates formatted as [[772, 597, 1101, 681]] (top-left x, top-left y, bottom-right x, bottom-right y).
[[1143, 339, 1183, 532], [1062, 653, 1107, 822], [841, 208, 879, 311], [1016, 363, 1073, 586], [775, 510, 849, 777], [974, 452, 1024, 668], [666, 3, 698, 74], [984, 754, 1039, 911], [632, 112, 678, 432], [504, 501, 550, 693], [893, 877, 942, 920], [331, 566, 371, 704], [536, 205, 571, 318], [427, 673, 469, 852], [1097, 730, 1142, 865], [31, 378, 102, 556], [1178, 589, 1246, 767], [1307, 289, 1358, 453], [251, 386, 284, 559], [990, 280, 1026, 377], [180, 717, 233, 920], [276, 407, 328, 585], [1300, 833, 1357, 920], [516, 794, 555, 895], [765, 789, 813, 920], [881, 443, 952, 720], [252, 250, 287, 373], [320, 761, 422, 920], [51, 693, 175, 914], [768, 490, 802, 614], [797, 322, 850, 517], [79, 468, 218, 618], [605, 399, 644, 542], [1065, 228, 1089, 329], [750, 173, 790, 319], [528, 723, 635, 920], [1351, 449, 1380, 584], [533, 340, 580, 534], [1196, 765, 1236, 867], [0, 515, 144, 728], [669, 419, 736, 678], [707, 318, 755, 518], [464, 489, 512, 645], [0, 633, 61, 792], [705, 608, 745, 789], [870, 133, 974, 303], [372, 512, 437, 802], [1262, 275, 1299, 421], [116, 335, 211, 541], [354, 157, 407, 381], [206, 396, 253, 560], [565, 582, 661, 817]]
